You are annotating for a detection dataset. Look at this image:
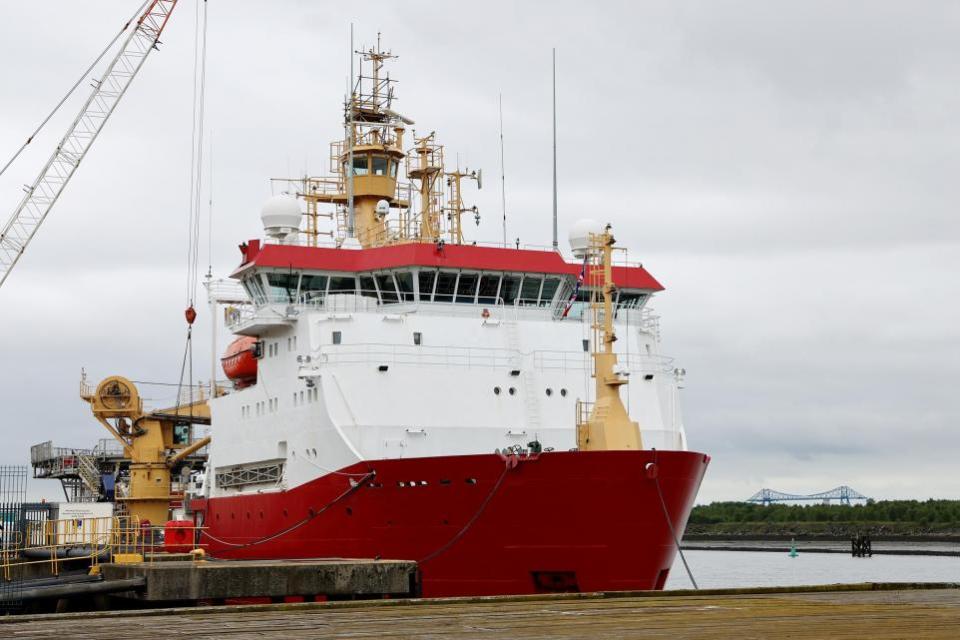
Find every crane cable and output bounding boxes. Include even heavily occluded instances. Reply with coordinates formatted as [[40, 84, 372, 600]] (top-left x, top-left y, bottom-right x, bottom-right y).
[[177, 0, 208, 413], [186, 0, 208, 308], [0, 0, 151, 180]]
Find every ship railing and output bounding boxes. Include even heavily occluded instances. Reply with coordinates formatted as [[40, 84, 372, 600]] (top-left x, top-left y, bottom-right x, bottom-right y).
[[30, 441, 96, 472], [316, 343, 515, 369], [1, 515, 213, 579], [227, 287, 579, 332], [575, 400, 593, 431], [310, 344, 675, 375], [269, 176, 344, 199], [93, 438, 125, 458], [534, 351, 675, 374]]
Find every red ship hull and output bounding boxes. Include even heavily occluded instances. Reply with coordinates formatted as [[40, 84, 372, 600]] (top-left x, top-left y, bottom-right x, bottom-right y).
[[193, 450, 708, 597]]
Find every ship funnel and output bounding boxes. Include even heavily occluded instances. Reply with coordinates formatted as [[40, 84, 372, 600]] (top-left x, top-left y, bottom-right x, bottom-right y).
[[261, 194, 302, 242], [569, 218, 603, 258]]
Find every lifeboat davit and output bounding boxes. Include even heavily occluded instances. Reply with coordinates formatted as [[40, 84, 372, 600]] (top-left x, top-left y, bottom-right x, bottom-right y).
[[221, 336, 258, 388]]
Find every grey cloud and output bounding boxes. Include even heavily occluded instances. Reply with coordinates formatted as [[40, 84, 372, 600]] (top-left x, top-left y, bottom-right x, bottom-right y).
[[1, 1, 957, 503]]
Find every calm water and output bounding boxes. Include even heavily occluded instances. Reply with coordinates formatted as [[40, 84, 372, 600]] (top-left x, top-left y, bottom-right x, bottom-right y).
[[665, 550, 960, 590]]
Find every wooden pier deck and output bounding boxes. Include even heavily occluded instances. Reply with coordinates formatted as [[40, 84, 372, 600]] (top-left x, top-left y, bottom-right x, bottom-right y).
[[4, 583, 959, 639]]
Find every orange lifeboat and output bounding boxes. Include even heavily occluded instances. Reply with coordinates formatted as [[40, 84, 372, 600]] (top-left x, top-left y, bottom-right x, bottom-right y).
[[222, 336, 259, 388]]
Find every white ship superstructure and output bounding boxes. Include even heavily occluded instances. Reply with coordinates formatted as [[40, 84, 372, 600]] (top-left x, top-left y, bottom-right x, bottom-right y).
[[209, 240, 688, 497]]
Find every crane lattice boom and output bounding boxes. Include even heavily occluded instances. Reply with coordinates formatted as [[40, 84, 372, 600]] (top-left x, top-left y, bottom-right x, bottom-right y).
[[0, 0, 178, 289]]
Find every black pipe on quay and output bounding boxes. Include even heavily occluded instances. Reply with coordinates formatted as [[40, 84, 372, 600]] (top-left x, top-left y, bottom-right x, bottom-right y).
[[18, 576, 145, 601]]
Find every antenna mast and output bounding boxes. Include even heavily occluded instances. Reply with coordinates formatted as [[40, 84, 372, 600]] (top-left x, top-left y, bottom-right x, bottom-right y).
[[551, 48, 558, 251], [346, 24, 355, 237], [499, 93, 507, 248]]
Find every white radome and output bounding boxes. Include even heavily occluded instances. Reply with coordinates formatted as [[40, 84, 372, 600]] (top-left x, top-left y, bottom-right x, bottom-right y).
[[261, 194, 302, 239], [568, 218, 604, 258]]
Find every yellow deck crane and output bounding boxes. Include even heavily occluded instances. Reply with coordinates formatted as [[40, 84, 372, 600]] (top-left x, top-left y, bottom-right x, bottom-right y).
[[82, 375, 210, 525]]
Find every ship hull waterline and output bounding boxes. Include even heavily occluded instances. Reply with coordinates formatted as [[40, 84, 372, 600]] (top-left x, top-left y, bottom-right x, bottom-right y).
[[193, 449, 709, 598]]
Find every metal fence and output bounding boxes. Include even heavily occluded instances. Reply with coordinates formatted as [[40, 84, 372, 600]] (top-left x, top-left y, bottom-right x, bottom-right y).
[[0, 466, 27, 612]]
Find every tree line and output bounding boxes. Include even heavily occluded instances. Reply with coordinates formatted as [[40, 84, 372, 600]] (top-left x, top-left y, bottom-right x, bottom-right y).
[[690, 500, 960, 525]]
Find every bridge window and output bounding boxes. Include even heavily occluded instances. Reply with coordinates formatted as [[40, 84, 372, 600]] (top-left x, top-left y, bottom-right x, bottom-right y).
[[350, 155, 369, 176], [371, 156, 389, 176], [519, 276, 543, 306], [266, 273, 299, 303], [376, 274, 399, 303], [540, 277, 561, 306], [300, 274, 328, 303], [477, 275, 501, 304], [389, 159, 398, 178], [456, 273, 479, 304], [565, 289, 592, 320], [418, 271, 436, 301], [329, 276, 357, 295], [358, 275, 377, 300], [500, 275, 521, 305], [615, 292, 648, 317], [434, 271, 457, 303], [243, 276, 268, 304], [395, 271, 415, 301]]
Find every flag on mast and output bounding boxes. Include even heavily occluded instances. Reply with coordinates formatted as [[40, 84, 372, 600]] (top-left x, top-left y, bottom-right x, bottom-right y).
[[561, 255, 588, 319]]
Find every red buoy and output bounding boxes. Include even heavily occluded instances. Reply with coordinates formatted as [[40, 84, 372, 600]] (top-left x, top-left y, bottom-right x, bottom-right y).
[[222, 336, 259, 388]]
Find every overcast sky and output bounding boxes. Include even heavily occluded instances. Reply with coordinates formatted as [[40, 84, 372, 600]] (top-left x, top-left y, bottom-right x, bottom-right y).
[[1, 1, 957, 503]]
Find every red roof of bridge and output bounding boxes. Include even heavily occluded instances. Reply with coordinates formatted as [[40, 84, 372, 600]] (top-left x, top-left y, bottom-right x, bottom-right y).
[[234, 240, 664, 291]]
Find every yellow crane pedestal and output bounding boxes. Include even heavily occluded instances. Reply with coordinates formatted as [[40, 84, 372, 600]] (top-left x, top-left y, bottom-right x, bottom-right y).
[[576, 225, 643, 452], [82, 375, 211, 525]]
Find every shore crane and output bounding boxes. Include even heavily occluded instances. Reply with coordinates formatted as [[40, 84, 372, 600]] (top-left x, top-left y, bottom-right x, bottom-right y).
[[0, 0, 179, 289]]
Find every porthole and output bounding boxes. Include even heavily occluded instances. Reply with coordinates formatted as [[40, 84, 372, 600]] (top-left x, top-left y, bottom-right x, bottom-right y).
[[508, 387, 516, 395], [560, 388, 568, 397], [545, 388, 553, 396], [494, 386, 501, 395]]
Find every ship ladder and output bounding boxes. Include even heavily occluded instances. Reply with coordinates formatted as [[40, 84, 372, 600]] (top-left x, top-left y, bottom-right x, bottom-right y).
[[505, 321, 540, 434], [76, 453, 102, 501]]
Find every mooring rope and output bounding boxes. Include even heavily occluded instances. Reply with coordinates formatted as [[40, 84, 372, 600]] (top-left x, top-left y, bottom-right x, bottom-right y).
[[418, 463, 511, 565], [653, 456, 698, 589], [199, 471, 376, 549]]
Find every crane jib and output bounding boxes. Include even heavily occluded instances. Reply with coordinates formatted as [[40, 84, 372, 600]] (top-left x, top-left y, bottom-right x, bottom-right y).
[[0, 0, 179, 290]]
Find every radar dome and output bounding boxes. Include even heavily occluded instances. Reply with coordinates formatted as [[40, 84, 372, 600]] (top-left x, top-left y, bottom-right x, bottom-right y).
[[260, 194, 302, 240], [568, 218, 603, 258]]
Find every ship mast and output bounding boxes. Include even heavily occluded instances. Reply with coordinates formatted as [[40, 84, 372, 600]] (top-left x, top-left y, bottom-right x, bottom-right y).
[[577, 224, 643, 451], [443, 166, 480, 244], [270, 37, 481, 248]]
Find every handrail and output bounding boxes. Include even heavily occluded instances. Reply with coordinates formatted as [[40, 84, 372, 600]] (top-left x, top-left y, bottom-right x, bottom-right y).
[[2, 514, 211, 579]]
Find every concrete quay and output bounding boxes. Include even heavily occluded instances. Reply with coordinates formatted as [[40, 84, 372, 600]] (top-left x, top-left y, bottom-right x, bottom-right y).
[[4, 583, 959, 639], [100, 558, 418, 602]]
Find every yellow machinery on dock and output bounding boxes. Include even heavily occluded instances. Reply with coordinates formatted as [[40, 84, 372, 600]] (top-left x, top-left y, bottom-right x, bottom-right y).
[[81, 375, 211, 525]]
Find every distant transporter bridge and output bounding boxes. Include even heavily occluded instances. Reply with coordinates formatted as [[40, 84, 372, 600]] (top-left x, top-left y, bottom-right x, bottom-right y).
[[746, 486, 870, 506]]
